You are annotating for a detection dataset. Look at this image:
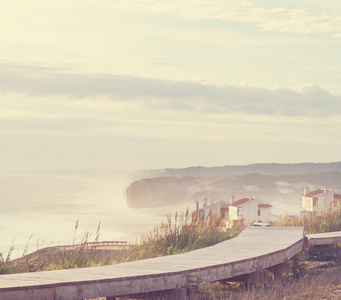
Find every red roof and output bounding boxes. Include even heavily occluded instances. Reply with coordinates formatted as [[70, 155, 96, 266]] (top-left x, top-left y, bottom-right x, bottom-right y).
[[230, 197, 255, 207], [258, 203, 272, 208], [303, 189, 326, 198]]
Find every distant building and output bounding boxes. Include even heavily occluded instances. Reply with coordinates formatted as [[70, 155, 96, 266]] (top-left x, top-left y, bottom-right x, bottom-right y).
[[193, 198, 230, 220], [301, 187, 334, 214], [193, 194, 276, 226], [229, 196, 258, 225], [258, 203, 277, 223], [228, 194, 279, 225], [334, 193, 341, 206]]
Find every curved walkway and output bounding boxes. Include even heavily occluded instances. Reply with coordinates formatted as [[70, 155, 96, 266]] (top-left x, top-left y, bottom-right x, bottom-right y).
[[0, 226, 305, 300]]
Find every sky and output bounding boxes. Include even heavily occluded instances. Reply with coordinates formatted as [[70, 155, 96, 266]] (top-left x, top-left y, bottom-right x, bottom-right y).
[[1, 0, 341, 170]]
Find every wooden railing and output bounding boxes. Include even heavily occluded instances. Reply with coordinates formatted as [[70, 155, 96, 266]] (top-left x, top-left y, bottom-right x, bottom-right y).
[[85, 240, 128, 246]]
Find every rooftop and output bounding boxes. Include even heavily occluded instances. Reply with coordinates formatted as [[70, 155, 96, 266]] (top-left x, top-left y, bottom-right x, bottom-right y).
[[303, 189, 330, 198], [230, 197, 255, 207]]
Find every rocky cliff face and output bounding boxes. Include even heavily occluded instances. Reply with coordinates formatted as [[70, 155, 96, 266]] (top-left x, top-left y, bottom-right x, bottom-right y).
[[126, 176, 200, 208]]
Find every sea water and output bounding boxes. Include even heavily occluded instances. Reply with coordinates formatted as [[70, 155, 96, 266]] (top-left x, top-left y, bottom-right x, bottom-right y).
[[0, 170, 190, 259]]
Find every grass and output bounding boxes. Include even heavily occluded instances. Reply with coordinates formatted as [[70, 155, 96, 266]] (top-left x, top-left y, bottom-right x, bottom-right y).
[[117, 209, 243, 262], [0, 209, 243, 274], [197, 263, 341, 299], [274, 203, 341, 234], [1, 205, 341, 299], [0, 221, 118, 274], [196, 248, 341, 300], [195, 204, 341, 300]]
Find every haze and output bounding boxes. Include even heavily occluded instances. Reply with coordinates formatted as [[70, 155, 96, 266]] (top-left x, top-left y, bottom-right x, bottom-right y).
[[1, 0, 341, 170]]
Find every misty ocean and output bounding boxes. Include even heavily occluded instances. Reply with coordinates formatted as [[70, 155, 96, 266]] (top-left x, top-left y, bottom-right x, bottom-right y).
[[0, 170, 189, 259]]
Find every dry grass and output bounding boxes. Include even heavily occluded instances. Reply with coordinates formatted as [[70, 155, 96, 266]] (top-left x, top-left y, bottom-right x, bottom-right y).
[[2, 206, 341, 300], [116, 209, 243, 262], [0, 221, 111, 274], [274, 203, 341, 234], [0, 211, 243, 274], [197, 262, 341, 300]]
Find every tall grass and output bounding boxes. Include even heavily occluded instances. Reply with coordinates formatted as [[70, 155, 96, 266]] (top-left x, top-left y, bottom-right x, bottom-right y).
[[1, 206, 341, 298], [0, 221, 105, 274], [274, 204, 341, 234], [0, 209, 242, 274], [197, 265, 341, 300], [2, 203, 340, 276], [118, 209, 243, 262]]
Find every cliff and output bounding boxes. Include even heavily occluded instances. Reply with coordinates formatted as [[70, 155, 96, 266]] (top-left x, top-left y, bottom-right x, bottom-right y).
[[126, 162, 341, 209]]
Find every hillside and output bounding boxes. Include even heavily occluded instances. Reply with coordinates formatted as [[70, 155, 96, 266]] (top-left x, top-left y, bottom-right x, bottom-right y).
[[126, 162, 341, 210], [157, 161, 341, 177]]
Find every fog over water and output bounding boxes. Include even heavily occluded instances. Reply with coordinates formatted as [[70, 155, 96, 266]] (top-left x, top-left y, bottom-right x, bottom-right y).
[[0, 170, 189, 259]]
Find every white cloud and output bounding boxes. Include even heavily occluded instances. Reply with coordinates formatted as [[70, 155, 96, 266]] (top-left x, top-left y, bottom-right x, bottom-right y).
[[0, 64, 340, 118], [111, 0, 341, 35]]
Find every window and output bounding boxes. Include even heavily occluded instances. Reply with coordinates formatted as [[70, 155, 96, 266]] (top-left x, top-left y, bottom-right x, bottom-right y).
[[237, 207, 243, 216], [258, 209, 260, 216], [199, 210, 205, 219]]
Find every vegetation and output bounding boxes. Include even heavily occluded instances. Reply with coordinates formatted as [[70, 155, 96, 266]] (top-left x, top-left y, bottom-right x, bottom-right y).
[[1, 205, 341, 299], [194, 204, 341, 300], [0, 221, 106, 274], [118, 209, 243, 262], [0, 210, 243, 274], [197, 263, 341, 300], [274, 204, 341, 234]]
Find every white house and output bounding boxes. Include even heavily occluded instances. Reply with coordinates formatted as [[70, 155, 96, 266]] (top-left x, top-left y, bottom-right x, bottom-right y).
[[257, 203, 272, 223], [193, 198, 230, 221], [301, 187, 334, 213], [229, 196, 258, 225], [193, 194, 277, 226]]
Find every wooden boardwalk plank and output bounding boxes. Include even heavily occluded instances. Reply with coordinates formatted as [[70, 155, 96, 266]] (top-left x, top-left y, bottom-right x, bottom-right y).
[[0, 227, 305, 299], [307, 231, 341, 247]]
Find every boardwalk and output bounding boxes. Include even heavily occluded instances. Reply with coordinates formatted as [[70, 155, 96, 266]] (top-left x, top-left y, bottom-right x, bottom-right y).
[[0, 226, 305, 300], [307, 231, 341, 249]]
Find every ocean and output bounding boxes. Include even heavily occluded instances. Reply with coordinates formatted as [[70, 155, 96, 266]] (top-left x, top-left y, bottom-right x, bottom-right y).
[[0, 169, 190, 259]]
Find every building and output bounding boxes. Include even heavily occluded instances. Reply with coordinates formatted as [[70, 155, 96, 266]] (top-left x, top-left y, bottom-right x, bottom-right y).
[[334, 193, 341, 207], [301, 187, 334, 213], [257, 203, 275, 223], [228, 196, 258, 225], [193, 194, 276, 226], [193, 198, 230, 221]]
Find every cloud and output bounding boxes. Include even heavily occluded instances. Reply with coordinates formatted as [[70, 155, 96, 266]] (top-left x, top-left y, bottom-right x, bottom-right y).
[[0, 63, 340, 118], [111, 0, 341, 36]]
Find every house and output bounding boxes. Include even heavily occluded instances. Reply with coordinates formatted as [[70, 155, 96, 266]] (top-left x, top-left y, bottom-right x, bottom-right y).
[[258, 203, 277, 223], [301, 187, 334, 214], [193, 194, 276, 226], [228, 194, 278, 226], [334, 193, 341, 207], [228, 196, 258, 225], [193, 198, 230, 221]]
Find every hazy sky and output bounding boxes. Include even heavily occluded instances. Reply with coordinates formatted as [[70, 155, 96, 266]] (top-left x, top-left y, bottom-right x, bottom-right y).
[[1, 0, 341, 170]]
